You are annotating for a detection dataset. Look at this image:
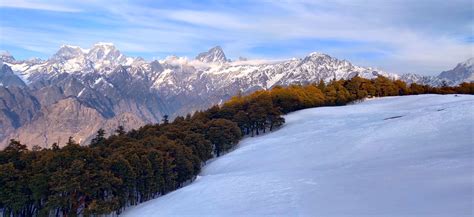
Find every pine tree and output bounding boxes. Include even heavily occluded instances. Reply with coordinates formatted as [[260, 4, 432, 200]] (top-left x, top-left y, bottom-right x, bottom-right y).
[[91, 128, 106, 147], [51, 142, 60, 151], [162, 115, 169, 125], [4, 139, 28, 153], [115, 125, 126, 136]]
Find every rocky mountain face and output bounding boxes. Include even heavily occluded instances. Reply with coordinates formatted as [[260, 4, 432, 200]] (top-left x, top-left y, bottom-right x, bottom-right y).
[[0, 64, 26, 87], [438, 58, 474, 83], [400, 58, 474, 86], [0, 86, 40, 140], [0, 43, 472, 149], [7, 97, 144, 148], [195, 46, 228, 63]]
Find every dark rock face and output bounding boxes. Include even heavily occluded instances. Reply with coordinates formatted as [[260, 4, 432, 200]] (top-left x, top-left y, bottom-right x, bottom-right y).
[[0, 85, 40, 142], [0, 64, 26, 88]]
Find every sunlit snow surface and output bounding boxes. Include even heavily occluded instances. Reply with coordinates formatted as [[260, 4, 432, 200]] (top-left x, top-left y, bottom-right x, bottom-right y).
[[123, 95, 474, 216]]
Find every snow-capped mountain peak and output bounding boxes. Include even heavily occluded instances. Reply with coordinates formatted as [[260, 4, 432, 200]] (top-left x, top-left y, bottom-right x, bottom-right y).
[[0, 51, 16, 63], [460, 57, 474, 69], [86, 42, 126, 64], [437, 57, 474, 83], [26, 57, 45, 64], [52, 45, 85, 61], [308, 51, 327, 58], [196, 46, 228, 63], [4, 43, 470, 93], [47, 42, 132, 72], [302, 52, 332, 63]]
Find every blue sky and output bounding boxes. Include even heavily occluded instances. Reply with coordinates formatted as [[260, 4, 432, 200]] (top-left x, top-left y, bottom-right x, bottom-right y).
[[0, 0, 472, 75]]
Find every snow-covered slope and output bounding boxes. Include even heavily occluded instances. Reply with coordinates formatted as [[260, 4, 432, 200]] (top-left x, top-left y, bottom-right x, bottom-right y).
[[122, 94, 474, 216]]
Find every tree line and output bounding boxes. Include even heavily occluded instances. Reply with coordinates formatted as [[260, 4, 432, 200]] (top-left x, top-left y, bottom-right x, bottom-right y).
[[0, 76, 472, 216]]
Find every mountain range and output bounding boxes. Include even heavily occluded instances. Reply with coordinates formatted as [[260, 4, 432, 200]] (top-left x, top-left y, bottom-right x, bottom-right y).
[[0, 43, 472, 148]]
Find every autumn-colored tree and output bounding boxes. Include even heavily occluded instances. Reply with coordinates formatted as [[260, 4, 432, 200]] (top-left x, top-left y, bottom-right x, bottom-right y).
[[206, 119, 241, 156]]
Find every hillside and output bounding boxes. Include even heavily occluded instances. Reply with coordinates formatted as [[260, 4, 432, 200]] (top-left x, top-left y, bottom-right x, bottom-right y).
[[122, 94, 474, 216]]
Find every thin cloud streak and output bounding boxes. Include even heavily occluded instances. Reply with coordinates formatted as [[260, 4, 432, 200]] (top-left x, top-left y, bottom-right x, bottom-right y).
[[0, 0, 472, 75], [0, 0, 81, 12]]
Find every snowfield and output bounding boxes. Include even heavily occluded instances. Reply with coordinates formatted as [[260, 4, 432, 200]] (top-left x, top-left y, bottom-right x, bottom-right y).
[[122, 95, 474, 216]]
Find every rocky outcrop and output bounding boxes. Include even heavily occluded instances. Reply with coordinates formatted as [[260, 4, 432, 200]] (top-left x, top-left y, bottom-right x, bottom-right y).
[[1, 97, 144, 149], [0, 86, 40, 141]]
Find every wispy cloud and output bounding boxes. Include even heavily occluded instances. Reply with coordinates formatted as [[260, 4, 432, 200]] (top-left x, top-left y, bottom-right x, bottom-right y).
[[0, 0, 472, 75], [0, 0, 81, 12]]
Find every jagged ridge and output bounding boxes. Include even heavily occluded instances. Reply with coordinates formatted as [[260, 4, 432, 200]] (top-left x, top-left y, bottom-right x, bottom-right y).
[[0, 44, 472, 148]]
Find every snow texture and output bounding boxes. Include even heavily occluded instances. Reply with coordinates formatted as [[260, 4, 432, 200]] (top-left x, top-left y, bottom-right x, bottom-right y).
[[122, 94, 474, 217]]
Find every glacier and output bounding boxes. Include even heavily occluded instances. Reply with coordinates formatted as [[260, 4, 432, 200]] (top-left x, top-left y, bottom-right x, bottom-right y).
[[122, 94, 474, 216]]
